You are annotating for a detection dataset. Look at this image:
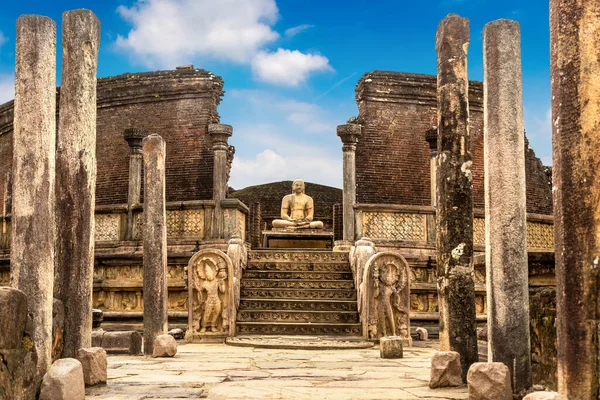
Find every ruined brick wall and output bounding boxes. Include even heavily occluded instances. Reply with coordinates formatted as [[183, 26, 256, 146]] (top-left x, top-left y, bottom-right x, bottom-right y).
[[355, 71, 553, 215], [0, 68, 224, 207]]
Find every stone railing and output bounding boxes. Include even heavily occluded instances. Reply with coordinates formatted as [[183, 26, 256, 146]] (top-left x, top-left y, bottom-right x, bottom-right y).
[[355, 204, 554, 251]]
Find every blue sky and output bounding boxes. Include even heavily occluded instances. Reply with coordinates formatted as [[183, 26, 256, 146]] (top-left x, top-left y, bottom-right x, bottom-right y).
[[0, 0, 552, 189]]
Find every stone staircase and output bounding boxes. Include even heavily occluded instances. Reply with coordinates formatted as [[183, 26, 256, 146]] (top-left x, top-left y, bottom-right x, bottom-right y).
[[236, 250, 362, 336]]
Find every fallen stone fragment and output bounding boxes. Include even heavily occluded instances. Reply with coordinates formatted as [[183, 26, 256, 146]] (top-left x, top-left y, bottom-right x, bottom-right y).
[[153, 334, 178, 357], [429, 351, 463, 388], [379, 336, 403, 359], [415, 327, 428, 341], [523, 392, 565, 400], [100, 331, 142, 355], [76, 347, 107, 386], [39, 358, 85, 400], [168, 328, 185, 340], [467, 362, 512, 400]]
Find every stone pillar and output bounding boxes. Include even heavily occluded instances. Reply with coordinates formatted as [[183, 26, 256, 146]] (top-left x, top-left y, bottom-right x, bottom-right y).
[[1, 170, 12, 249], [337, 124, 361, 242], [54, 9, 100, 359], [483, 19, 531, 394], [208, 124, 232, 239], [11, 14, 56, 386], [550, 1, 600, 398], [424, 127, 438, 207], [124, 128, 147, 240], [142, 134, 168, 356], [435, 14, 478, 380]]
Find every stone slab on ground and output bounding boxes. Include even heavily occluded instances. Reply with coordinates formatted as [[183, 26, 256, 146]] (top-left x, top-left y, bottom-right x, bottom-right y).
[[92, 330, 142, 355], [429, 351, 463, 388], [86, 343, 468, 399], [39, 358, 85, 400], [76, 347, 107, 386], [467, 362, 512, 400]]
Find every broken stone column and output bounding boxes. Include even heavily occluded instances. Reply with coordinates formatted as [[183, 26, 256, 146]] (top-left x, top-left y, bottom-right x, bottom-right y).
[[12, 14, 56, 386], [550, 1, 600, 399], [142, 134, 168, 356], [124, 128, 147, 240], [435, 13, 478, 379], [337, 124, 361, 243], [208, 124, 232, 239], [54, 9, 100, 360], [482, 19, 531, 394]]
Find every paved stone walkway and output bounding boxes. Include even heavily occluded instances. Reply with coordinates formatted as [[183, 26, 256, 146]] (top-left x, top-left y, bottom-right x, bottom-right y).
[[86, 342, 468, 399]]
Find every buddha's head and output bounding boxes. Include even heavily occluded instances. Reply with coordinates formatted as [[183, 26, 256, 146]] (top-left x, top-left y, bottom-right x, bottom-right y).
[[292, 179, 305, 194]]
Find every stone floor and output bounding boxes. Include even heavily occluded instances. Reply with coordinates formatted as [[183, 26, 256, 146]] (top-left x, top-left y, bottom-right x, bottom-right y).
[[85, 340, 468, 399]]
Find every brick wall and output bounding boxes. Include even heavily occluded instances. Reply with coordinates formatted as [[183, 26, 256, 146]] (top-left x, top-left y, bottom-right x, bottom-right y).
[[0, 68, 224, 207], [355, 71, 553, 215]]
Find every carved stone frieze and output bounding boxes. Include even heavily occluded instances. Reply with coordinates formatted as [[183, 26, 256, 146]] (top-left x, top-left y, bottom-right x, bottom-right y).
[[248, 251, 348, 263], [362, 212, 426, 242], [95, 214, 121, 241], [239, 299, 357, 312], [166, 209, 204, 238], [93, 265, 186, 283], [240, 288, 356, 300], [473, 217, 485, 246], [187, 249, 235, 340], [527, 221, 554, 250], [92, 289, 188, 311], [241, 280, 354, 290], [237, 323, 361, 336], [246, 262, 350, 272], [243, 271, 352, 280], [237, 310, 359, 323], [360, 252, 411, 344]]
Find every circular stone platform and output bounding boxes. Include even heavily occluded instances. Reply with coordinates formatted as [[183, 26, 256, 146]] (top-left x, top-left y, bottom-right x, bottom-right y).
[[225, 335, 374, 350]]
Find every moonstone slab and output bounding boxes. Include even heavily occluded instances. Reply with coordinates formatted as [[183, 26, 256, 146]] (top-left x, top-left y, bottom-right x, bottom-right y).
[[39, 358, 85, 400], [467, 362, 512, 400], [429, 351, 463, 388], [152, 334, 177, 358], [76, 347, 107, 386]]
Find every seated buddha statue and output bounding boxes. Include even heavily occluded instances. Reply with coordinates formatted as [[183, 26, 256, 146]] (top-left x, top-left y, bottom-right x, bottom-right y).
[[272, 179, 324, 230]]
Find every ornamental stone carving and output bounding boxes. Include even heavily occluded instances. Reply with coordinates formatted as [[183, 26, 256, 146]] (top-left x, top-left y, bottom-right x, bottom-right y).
[[186, 249, 235, 340], [360, 252, 411, 344]]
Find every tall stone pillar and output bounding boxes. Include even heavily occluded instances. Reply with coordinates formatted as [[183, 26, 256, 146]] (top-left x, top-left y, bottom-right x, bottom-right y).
[[124, 128, 147, 240], [483, 19, 531, 394], [435, 14, 478, 380], [550, 1, 600, 398], [11, 14, 56, 385], [142, 134, 168, 355], [2, 170, 12, 248], [337, 124, 361, 243], [208, 124, 232, 239], [54, 9, 100, 359]]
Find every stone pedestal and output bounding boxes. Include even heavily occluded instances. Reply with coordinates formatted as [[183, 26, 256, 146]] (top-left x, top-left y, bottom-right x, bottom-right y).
[[54, 9, 100, 359], [550, 1, 600, 398], [483, 18, 531, 394], [337, 124, 361, 242], [208, 124, 232, 239], [435, 13, 478, 380], [12, 14, 57, 387], [142, 134, 168, 355], [379, 336, 403, 359]]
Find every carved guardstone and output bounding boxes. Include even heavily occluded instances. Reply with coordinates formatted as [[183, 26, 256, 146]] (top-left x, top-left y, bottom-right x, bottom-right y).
[[186, 249, 235, 342], [360, 252, 411, 346]]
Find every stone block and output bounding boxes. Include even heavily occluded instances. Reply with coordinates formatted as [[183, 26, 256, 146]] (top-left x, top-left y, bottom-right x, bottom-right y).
[[523, 392, 564, 400], [153, 334, 177, 357], [379, 336, 403, 359], [429, 351, 463, 388], [467, 362, 512, 400], [0, 287, 27, 349], [91, 329, 104, 347], [101, 331, 142, 355], [39, 358, 85, 400], [415, 327, 428, 341], [76, 347, 107, 386]]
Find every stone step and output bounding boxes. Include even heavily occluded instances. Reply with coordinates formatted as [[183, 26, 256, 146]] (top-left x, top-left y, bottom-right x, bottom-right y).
[[241, 279, 354, 290], [248, 250, 349, 264], [237, 310, 359, 324], [246, 262, 351, 272], [236, 322, 362, 336], [239, 298, 358, 312], [242, 270, 353, 281], [240, 288, 357, 300]]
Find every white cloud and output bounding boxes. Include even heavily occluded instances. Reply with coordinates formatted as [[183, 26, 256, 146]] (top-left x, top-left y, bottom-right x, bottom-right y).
[[115, 0, 280, 67], [251, 48, 333, 86], [0, 74, 15, 105], [230, 149, 341, 189], [284, 24, 314, 38]]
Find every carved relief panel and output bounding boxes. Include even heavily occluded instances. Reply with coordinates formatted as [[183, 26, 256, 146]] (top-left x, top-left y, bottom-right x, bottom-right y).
[[187, 249, 235, 341], [360, 252, 411, 345]]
